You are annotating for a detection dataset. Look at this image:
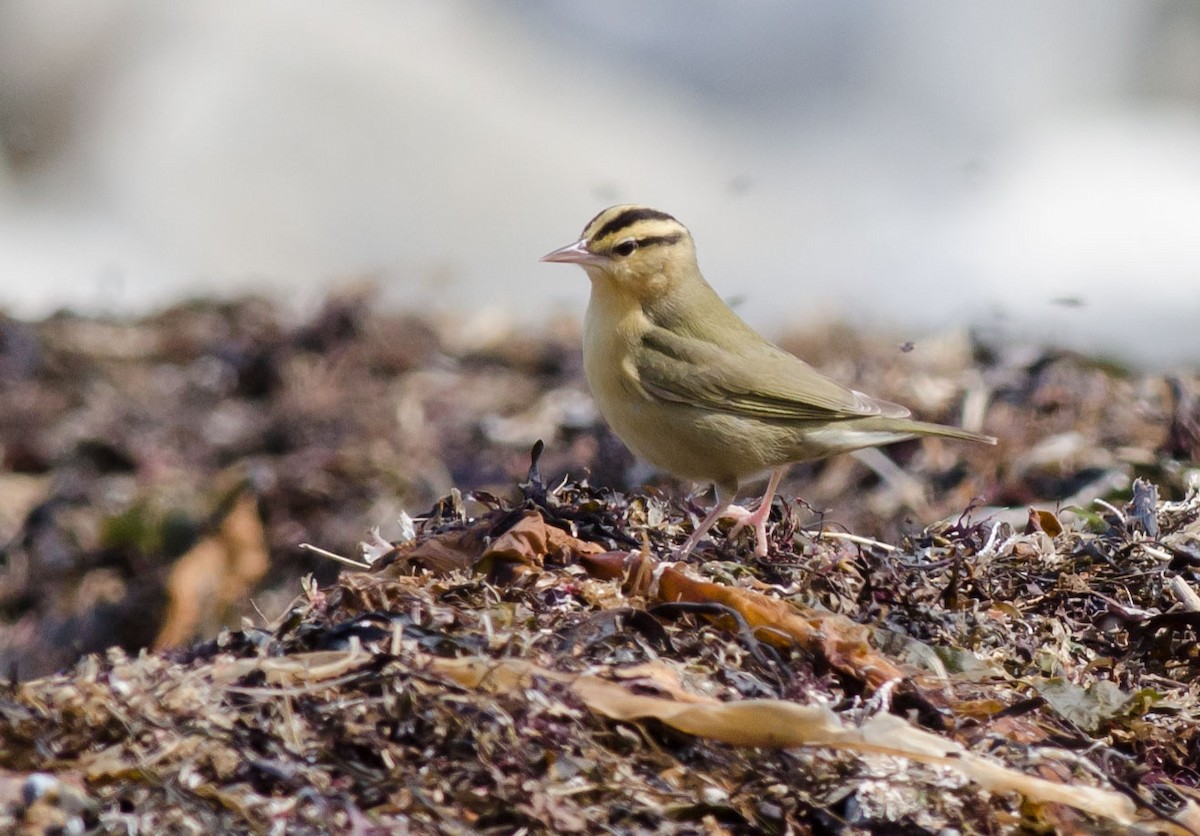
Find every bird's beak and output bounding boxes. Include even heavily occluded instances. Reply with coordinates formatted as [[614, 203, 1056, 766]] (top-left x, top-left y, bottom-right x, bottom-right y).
[[540, 238, 608, 267]]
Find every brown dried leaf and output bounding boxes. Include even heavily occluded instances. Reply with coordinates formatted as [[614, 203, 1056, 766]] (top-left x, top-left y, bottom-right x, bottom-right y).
[[603, 553, 909, 688], [478, 510, 605, 582], [1025, 508, 1064, 538], [376, 522, 489, 576], [154, 494, 269, 649]]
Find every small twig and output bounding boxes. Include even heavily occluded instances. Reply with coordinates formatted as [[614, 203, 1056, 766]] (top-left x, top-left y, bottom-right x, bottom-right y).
[[299, 542, 370, 569], [248, 597, 269, 627], [1140, 543, 1173, 563], [225, 670, 373, 699], [816, 530, 897, 553], [1093, 498, 1126, 526], [1170, 576, 1200, 613], [978, 521, 1001, 556]]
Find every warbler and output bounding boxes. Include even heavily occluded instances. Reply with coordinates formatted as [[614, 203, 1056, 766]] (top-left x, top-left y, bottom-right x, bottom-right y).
[[542, 205, 995, 556]]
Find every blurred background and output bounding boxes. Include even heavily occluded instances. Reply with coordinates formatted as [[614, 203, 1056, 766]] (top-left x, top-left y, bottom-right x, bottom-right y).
[[2, 0, 1200, 366]]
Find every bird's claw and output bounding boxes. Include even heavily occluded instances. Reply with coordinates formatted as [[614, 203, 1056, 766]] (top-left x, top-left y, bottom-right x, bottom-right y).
[[722, 503, 771, 557]]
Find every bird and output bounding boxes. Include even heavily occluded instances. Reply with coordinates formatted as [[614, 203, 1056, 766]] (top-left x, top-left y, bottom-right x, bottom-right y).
[[541, 205, 996, 557]]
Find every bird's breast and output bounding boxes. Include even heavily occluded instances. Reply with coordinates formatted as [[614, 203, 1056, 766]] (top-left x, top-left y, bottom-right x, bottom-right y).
[[582, 294, 648, 415], [581, 292, 777, 487]]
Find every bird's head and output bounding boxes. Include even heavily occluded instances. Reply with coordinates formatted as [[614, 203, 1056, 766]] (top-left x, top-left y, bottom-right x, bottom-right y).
[[541, 205, 699, 303]]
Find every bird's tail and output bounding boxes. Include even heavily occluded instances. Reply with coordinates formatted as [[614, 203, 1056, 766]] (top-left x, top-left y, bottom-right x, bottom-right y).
[[865, 417, 997, 446], [797, 416, 996, 461]]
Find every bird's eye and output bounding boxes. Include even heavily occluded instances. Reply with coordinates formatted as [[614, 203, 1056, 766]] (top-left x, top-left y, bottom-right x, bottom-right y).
[[612, 239, 638, 257]]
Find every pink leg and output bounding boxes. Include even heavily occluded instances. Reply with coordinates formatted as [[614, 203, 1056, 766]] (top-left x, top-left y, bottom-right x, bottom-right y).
[[678, 494, 733, 557], [725, 468, 784, 557], [678, 469, 785, 558]]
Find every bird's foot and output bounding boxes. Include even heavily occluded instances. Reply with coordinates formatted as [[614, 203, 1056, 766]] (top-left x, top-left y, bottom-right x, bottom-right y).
[[722, 502, 772, 557]]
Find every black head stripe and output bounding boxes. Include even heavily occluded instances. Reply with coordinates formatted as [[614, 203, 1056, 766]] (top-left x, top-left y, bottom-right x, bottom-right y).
[[592, 207, 678, 242], [581, 206, 612, 234]]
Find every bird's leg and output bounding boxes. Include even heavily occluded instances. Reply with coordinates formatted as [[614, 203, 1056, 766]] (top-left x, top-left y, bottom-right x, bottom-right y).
[[678, 493, 733, 558], [722, 468, 784, 557], [678, 469, 785, 558]]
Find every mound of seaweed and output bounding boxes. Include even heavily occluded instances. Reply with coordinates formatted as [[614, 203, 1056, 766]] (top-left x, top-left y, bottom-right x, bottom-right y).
[[2, 293, 1200, 832]]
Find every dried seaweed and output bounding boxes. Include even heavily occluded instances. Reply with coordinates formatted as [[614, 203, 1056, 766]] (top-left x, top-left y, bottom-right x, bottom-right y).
[[2, 295, 1200, 832], [2, 460, 1200, 832]]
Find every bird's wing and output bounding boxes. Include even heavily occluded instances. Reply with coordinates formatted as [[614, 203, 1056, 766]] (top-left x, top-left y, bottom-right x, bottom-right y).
[[636, 326, 910, 421]]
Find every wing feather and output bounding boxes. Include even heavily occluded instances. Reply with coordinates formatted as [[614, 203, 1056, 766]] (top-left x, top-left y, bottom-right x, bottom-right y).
[[636, 326, 910, 422]]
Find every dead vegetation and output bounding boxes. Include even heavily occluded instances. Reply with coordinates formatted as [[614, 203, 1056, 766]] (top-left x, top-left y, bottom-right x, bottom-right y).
[[2, 293, 1200, 833]]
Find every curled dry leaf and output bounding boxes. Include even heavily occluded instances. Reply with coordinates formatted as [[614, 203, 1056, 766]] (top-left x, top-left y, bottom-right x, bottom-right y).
[[1024, 507, 1064, 537], [581, 549, 908, 688]]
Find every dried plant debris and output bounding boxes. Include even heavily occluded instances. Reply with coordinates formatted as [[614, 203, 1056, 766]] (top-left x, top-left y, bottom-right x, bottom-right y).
[[2, 458, 1200, 833], [2, 293, 1200, 832]]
